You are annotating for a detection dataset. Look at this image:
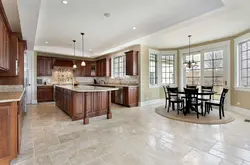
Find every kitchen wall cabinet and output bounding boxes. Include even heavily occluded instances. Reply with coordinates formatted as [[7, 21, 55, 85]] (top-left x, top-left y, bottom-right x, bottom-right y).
[[37, 86, 53, 102], [125, 50, 139, 76], [37, 56, 52, 76], [0, 16, 9, 71], [74, 60, 96, 77], [96, 58, 111, 77]]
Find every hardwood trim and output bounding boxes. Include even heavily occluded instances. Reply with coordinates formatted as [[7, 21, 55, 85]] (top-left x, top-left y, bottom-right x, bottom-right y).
[[83, 92, 89, 125], [107, 91, 112, 119]]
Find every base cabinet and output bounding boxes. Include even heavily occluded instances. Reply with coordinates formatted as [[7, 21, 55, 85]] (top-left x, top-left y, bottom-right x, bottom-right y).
[[37, 86, 53, 102], [0, 97, 23, 165], [123, 87, 138, 107]]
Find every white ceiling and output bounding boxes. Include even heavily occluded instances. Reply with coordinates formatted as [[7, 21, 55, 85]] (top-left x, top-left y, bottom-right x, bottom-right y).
[[32, 0, 223, 57], [12, 0, 250, 57], [2, 0, 21, 32]]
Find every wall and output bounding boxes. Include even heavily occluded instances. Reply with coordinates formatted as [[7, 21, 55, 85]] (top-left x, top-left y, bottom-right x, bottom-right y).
[[140, 45, 161, 103]]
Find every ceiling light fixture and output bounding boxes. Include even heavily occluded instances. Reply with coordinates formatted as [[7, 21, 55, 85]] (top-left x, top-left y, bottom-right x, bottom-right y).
[[62, 0, 68, 4], [104, 13, 111, 17], [72, 40, 77, 69], [45, 41, 48, 44], [133, 27, 136, 30], [183, 35, 198, 69], [81, 33, 86, 66], [89, 49, 92, 52]]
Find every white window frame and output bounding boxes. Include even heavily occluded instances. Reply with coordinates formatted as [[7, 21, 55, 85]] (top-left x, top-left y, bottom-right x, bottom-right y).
[[149, 49, 177, 88], [234, 32, 250, 92], [112, 55, 126, 78]]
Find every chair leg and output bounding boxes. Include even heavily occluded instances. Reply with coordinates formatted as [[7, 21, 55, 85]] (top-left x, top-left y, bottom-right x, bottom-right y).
[[165, 99, 167, 109], [219, 106, 222, 119], [222, 105, 225, 117], [167, 102, 170, 112], [177, 103, 180, 115], [172, 102, 175, 110], [204, 104, 207, 116], [196, 105, 199, 119]]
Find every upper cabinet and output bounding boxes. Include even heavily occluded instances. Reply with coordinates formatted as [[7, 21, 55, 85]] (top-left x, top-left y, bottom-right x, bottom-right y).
[[125, 50, 139, 76], [37, 56, 53, 76], [0, 15, 9, 71], [96, 58, 111, 77]]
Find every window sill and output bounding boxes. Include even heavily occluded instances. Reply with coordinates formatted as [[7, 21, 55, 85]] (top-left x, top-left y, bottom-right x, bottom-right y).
[[234, 86, 250, 92], [149, 85, 160, 88]]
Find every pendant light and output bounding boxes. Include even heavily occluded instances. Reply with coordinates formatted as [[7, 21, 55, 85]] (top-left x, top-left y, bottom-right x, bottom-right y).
[[72, 40, 77, 69], [81, 33, 86, 66], [183, 35, 198, 69]]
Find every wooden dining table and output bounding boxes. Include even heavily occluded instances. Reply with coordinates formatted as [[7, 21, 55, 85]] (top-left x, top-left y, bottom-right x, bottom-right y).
[[171, 89, 217, 115]]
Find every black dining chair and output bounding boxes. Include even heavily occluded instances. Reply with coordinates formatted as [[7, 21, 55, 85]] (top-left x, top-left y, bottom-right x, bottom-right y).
[[199, 86, 213, 113], [163, 86, 169, 109], [186, 85, 197, 89], [205, 88, 229, 119], [167, 87, 184, 115], [184, 88, 203, 118]]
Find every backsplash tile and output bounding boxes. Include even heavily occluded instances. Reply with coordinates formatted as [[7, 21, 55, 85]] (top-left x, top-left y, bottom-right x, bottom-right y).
[[96, 76, 139, 85]]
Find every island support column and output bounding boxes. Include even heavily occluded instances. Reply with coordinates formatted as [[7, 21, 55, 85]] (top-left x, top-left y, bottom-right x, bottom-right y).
[[83, 93, 89, 125], [107, 91, 112, 119]]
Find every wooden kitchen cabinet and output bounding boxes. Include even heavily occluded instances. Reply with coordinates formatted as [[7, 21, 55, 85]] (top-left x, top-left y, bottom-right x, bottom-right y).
[[0, 94, 24, 165], [125, 50, 139, 76], [37, 86, 53, 102], [123, 86, 139, 107], [0, 15, 9, 71], [96, 58, 110, 77], [37, 56, 53, 76]]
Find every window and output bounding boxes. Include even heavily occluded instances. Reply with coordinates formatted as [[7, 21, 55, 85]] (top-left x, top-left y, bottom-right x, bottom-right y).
[[149, 54, 158, 85], [161, 55, 175, 84], [204, 50, 224, 100], [113, 56, 126, 77], [239, 40, 250, 87], [184, 53, 201, 85]]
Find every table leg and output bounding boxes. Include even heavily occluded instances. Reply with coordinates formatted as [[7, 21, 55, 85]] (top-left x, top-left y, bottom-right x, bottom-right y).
[[83, 93, 89, 125], [107, 91, 112, 119]]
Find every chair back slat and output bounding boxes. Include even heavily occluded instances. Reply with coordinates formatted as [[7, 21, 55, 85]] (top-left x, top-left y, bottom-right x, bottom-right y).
[[184, 88, 198, 105], [186, 85, 197, 89], [167, 87, 178, 99], [201, 86, 213, 100], [220, 88, 229, 105]]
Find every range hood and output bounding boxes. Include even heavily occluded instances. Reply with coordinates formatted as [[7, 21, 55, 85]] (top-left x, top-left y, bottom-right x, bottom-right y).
[[52, 59, 74, 69]]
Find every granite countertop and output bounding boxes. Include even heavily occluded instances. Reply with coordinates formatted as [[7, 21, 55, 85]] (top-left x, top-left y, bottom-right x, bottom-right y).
[[0, 90, 25, 103], [56, 85, 119, 92], [37, 84, 54, 87], [89, 84, 139, 87]]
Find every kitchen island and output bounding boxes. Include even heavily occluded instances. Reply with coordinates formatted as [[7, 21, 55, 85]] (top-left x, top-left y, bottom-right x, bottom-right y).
[[55, 85, 118, 124]]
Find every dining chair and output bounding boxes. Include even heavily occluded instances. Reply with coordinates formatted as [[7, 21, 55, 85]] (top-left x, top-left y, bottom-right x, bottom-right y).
[[186, 85, 197, 89], [167, 87, 184, 115], [199, 86, 213, 113], [184, 88, 203, 118], [205, 88, 229, 119], [163, 86, 169, 109]]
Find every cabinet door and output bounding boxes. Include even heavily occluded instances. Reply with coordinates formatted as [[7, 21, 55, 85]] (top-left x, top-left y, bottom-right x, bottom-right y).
[[46, 58, 52, 76], [37, 57, 45, 76]]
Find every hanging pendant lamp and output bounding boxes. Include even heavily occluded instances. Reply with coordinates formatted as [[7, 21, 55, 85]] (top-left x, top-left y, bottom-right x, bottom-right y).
[[72, 40, 77, 69], [81, 33, 86, 66], [183, 35, 198, 69]]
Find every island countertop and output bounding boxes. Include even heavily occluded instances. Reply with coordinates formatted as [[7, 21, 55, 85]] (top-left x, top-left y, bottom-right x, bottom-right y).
[[0, 90, 25, 103], [56, 85, 119, 92]]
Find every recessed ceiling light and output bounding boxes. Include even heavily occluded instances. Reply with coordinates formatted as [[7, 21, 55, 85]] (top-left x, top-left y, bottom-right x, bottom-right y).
[[104, 13, 111, 17], [133, 27, 136, 30], [45, 41, 48, 44], [89, 49, 92, 51], [62, 0, 68, 4]]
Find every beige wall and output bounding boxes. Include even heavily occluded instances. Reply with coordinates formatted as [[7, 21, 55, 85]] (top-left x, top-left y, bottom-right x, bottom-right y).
[[140, 45, 162, 102]]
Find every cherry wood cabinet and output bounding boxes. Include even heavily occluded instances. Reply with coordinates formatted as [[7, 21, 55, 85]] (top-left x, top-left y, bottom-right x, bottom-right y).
[[0, 13, 9, 71], [55, 86, 110, 122], [123, 86, 139, 107], [0, 95, 24, 165], [37, 56, 52, 76], [37, 86, 53, 102], [125, 50, 139, 76], [96, 58, 111, 77]]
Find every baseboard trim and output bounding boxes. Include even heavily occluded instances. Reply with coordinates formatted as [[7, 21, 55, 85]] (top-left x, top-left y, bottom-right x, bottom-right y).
[[31, 100, 37, 104], [228, 106, 250, 117], [139, 99, 165, 107]]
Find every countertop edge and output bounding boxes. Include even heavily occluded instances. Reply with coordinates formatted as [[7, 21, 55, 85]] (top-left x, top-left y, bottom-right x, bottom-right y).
[[55, 85, 119, 92], [0, 89, 25, 103]]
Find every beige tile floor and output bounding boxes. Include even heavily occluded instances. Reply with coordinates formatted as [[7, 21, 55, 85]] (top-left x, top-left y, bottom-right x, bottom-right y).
[[11, 102, 250, 165]]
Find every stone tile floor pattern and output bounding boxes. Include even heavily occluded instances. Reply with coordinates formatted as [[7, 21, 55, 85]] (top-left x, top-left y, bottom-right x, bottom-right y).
[[11, 102, 250, 165]]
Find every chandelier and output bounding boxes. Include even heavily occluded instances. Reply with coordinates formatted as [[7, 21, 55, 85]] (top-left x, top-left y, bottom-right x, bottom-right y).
[[183, 35, 198, 68]]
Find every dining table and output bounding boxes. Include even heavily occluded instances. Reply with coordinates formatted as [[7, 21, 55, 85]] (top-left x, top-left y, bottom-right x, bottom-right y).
[[171, 89, 217, 115]]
